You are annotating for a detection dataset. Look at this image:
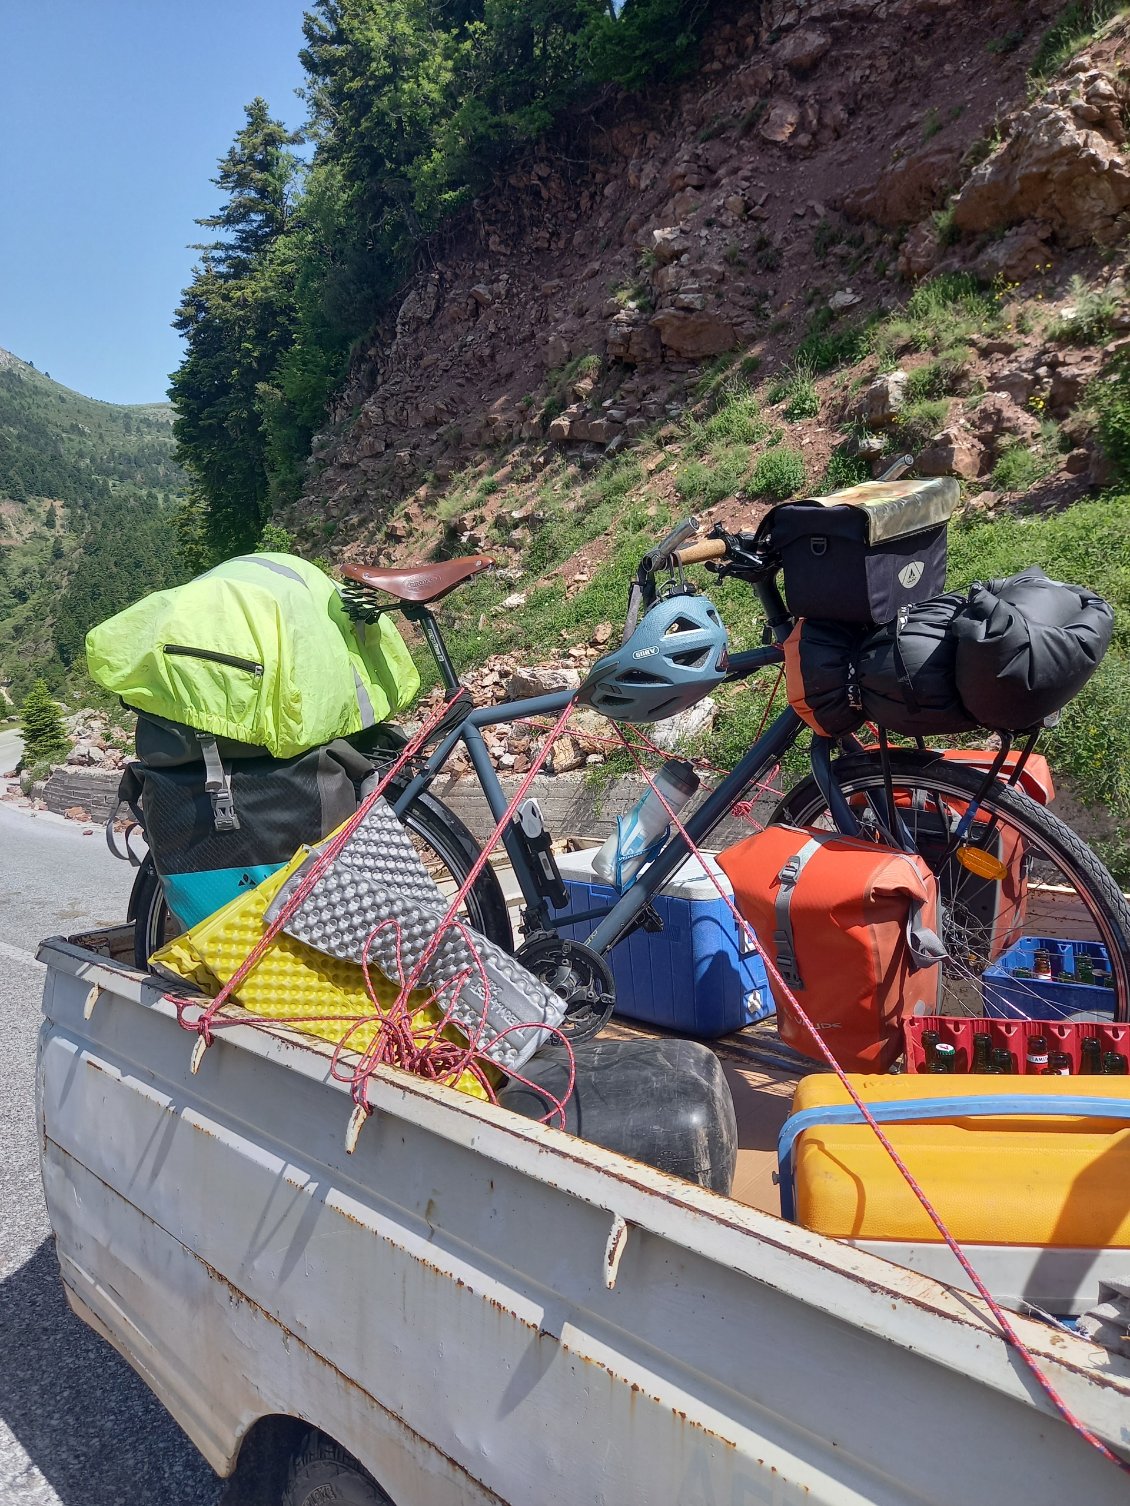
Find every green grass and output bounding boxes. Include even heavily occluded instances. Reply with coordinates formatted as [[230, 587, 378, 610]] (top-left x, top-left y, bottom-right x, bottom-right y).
[[892, 398, 949, 449], [695, 385, 768, 447], [948, 496, 1130, 877], [821, 451, 872, 490], [768, 362, 819, 420], [1030, 0, 1129, 77], [750, 446, 806, 500], [675, 445, 751, 504], [921, 107, 941, 140], [796, 310, 872, 373], [905, 347, 973, 401], [990, 443, 1051, 491], [1049, 274, 1120, 344]]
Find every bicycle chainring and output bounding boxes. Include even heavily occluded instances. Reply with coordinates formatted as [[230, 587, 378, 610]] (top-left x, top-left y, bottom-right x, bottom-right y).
[[515, 933, 616, 1044]]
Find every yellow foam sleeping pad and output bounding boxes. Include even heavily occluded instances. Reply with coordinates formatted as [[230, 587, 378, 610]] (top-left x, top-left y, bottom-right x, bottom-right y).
[[153, 849, 498, 1100]]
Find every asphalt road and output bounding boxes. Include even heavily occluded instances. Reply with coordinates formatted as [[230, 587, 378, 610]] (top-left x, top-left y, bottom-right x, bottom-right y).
[[0, 797, 222, 1505]]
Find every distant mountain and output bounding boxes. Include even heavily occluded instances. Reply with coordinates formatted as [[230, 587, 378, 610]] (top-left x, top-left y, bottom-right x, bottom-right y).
[[0, 349, 188, 703]]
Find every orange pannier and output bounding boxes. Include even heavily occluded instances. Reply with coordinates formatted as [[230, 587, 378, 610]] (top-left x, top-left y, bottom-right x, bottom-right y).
[[717, 827, 944, 1071]]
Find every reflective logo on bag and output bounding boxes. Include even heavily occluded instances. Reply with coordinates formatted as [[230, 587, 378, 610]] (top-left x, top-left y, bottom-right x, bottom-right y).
[[898, 561, 925, 588]]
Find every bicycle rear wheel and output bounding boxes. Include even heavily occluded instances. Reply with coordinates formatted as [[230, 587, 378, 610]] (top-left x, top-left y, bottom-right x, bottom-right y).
[[773, 751, 1130, 1024], [132, 781, 512, 970]]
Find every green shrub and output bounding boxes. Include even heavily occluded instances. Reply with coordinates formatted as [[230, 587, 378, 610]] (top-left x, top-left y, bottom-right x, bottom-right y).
[[796, 312, 870, 373], [700, 387, 768, 445], [822, 451, 872, 490], [750, 446, 806, 500], [768, 362, 819, 420], [1049, 274, 1120, 344], [905, 347, 972, 401], [1094, 356, 1130, 483], [892, 398, 949, 449], [990, 443, 1049, 492], [676, 446, 750, 505]]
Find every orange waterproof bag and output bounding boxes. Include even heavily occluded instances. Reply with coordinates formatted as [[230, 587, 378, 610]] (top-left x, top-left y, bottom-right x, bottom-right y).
[[718, 827, 944, 1071]]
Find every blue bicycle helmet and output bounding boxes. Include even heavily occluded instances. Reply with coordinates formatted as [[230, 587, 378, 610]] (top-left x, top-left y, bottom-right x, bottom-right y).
[[577, 593, 729, 722]]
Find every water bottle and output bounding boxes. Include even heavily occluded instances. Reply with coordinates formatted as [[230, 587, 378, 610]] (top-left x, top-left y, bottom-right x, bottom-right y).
[[593, 759, 700, 891]]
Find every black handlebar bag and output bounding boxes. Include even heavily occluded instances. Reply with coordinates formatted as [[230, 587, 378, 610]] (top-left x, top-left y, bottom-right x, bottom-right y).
[[765, 477, 959, 625]]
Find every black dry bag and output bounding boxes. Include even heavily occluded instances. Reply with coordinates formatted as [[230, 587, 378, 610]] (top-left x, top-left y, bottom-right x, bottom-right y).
[[856, 595, 980, 737], [952, 568, 1114, 731]]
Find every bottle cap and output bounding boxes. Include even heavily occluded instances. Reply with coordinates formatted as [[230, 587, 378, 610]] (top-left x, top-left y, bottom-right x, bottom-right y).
[[659, 759, 700, 797]]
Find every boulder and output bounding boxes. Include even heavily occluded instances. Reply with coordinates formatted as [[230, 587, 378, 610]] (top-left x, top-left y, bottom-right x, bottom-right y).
[[914, 429, 984, 479], [547, 416, 572, 443], [759, 100, 801, 144], [506, 665, 582, 699], [649, 310, 736, 359], [898, 221, 940, 280], [972, 222, 1052, 283], [606, 314, 662, 365], [842, 144, 961, 228], [649, 227, 693, 264], [857, 371, 908, 429], [1049, 360, 1100, 417], [970, 392, 1041, 455], [953, 89, 1130, 247], [771, 26, 831, 72], [648, 696, 717, 753]]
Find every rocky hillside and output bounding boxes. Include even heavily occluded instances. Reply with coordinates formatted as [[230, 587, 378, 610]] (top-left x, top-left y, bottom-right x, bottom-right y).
[[280, 0, 1130, 568]]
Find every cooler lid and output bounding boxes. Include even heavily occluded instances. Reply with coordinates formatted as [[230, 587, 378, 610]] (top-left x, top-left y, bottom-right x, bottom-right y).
[[556, 846, 734, 901], [773, 476, 959, 545]]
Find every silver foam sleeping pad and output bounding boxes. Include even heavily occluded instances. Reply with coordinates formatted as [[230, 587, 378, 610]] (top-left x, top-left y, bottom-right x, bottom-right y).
[[264, 794, 567, 1070]]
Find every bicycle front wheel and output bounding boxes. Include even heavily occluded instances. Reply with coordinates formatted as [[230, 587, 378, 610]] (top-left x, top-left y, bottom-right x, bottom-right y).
[[773, 751, 1130, 1024]]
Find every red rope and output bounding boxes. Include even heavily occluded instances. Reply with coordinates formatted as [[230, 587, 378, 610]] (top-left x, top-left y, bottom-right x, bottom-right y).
[[170, 692, 578, 1127], [610, 723, 1130, 1475]]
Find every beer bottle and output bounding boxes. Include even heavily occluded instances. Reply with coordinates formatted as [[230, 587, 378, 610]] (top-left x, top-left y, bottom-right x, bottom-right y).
[[991, 1046, 1014, 1074], [1033, 948, 1053, 980], [1049, 1051, 1072, 1075], [921, 1029, 940, 1071], [930, 1041, 957, 1074], [972, 1032, 993, 1072], [1081, 1036, 1103, 1074], [1077, 953, 1095, 986], [1026, 1035, 1049, 1074], [1102, 1051, 1129, 1075]]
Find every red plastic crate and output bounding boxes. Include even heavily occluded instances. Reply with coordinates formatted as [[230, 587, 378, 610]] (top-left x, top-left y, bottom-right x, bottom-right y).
[[903, 1015, 1130, 1075]]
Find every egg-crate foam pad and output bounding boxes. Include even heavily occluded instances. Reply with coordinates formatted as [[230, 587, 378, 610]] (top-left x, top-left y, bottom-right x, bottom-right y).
[[265, 796, 567, 1071]]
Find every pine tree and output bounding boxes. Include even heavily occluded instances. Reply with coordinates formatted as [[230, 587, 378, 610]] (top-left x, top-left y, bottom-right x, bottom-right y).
[[20, 678, 68, 767]]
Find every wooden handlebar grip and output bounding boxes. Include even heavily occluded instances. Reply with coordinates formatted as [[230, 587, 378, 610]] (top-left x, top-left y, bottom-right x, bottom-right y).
[[672, 539, 728, 565]]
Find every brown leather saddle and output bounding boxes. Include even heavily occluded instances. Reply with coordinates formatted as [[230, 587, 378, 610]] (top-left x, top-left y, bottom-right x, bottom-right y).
[[341, 554, 494, 605]]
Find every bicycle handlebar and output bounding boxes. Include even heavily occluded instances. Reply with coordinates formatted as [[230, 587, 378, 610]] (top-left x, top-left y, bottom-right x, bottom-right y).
[[672, 538, 728, 566]]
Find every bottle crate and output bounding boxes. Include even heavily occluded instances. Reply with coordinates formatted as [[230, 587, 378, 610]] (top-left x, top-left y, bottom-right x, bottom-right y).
[[904, 1014, 1130, 1075], [981, 934, 1115, 1022]]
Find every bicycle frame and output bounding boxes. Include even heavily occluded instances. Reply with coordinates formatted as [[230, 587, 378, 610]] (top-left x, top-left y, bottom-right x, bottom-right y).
[[390, 644, 807, 954]]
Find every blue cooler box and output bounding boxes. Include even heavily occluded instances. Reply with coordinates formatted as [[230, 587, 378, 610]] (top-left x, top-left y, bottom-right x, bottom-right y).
[[982, 935, 1116, 1022], [553, 848, 773, 1038]]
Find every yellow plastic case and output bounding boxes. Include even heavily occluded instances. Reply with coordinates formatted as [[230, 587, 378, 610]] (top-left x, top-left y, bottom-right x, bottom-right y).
[[153, 850, 495, 1100], [785, 1072, 1130, 1248]]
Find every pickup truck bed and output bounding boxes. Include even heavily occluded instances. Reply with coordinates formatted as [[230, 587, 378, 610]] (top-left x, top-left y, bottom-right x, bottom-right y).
[[37, 926, 1130, 1505]]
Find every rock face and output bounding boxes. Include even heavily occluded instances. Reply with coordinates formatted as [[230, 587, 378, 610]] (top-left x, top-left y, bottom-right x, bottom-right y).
[[649, 309, 737, 359], [954, 73, 1130, 246], [843, 143, 961, 228]]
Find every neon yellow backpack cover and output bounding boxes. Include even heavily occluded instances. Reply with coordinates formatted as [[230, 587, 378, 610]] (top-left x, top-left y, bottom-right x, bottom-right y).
[[86, 553, 420, 759]]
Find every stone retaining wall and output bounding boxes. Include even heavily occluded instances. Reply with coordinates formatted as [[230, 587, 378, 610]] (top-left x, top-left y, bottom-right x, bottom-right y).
[[42, 763, 771, 850], [43, 767, 123, 822]]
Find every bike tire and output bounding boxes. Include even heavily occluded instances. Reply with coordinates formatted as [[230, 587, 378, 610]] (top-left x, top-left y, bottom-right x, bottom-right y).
[[131, 779, 513, 972], [771, 750, 1130, 1025]]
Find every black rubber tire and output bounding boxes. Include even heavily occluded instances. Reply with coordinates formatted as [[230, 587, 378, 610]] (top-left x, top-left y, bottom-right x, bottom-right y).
[[281, 1432, 393, 1506], [131, 779, 513, 971], [773, 750, 1130, 1023]]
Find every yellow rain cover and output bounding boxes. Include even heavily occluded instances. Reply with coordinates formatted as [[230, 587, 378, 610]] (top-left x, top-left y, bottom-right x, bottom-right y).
[[153, 851, 495, 1099]]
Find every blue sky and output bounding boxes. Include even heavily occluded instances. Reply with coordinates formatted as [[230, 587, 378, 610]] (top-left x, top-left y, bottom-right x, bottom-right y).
[[1, 2, 310, 405]]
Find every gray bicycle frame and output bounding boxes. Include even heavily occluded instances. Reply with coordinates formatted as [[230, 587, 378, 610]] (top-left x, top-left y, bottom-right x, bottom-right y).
[[390, 645, 806, 956]]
